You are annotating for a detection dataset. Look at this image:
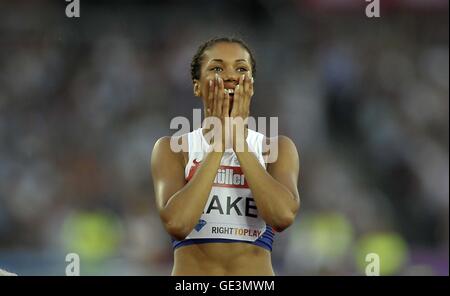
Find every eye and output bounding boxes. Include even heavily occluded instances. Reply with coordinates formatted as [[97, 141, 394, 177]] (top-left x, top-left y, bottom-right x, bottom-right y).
[[237, 67, 249, 72], [210, 66, 223, 72]]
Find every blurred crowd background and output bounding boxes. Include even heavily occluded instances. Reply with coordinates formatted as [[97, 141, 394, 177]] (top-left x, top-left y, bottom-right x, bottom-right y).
[[0, 0, 448, 275]]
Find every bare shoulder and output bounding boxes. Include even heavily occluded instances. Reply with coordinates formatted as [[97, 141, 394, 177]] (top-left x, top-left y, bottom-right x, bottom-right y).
[[151, 135, 189, 211], [153, 136, 171, 150], [152, 136, 172, 159], [278, 135, 299, 156], [262, 134, 297, 147], [152, 134, 188, 154], [151, 134, 188, 168], [262, 135, 299, 165]]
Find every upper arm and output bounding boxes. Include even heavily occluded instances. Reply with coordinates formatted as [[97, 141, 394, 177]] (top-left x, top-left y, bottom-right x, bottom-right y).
[[150, 136, 187, 213], [266, 135, 300, 205]]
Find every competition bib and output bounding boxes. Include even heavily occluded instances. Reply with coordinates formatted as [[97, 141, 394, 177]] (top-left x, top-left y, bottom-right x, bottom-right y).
[[184, 160, 266, 242]]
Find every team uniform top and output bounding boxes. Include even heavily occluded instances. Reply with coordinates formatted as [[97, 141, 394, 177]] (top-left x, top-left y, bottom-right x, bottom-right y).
[[172, 127, 275, 251]]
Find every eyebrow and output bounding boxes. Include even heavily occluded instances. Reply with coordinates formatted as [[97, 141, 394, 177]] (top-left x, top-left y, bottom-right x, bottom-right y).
[[210, 59, 249, 63]]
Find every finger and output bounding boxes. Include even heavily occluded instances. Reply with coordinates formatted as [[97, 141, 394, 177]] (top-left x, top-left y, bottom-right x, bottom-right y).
[[214, 74, 219, 116], [245, 73, 253, 97], [232, 75, 244, 117], [223, 89, 230, 118], [216, 77, 224, 117], [212, 79, 217, 116], [242, 74, 249, 96], [206, 79, 214, 115], [230, 84, 240, 117], [245, 73, 253, 114], [238, 75, 246, 116], [243, 74, 250, 113], [239, 74, 245, 90]]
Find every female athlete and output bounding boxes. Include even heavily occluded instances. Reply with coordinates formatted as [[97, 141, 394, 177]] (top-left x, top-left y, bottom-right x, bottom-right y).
[[151, 37, 300, 275]]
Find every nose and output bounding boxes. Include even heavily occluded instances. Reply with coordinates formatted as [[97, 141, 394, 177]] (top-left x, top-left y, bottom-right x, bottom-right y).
[[220, 67, 239, 83]]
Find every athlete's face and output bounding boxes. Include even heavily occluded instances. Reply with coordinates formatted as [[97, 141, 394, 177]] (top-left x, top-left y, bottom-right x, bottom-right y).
[[193, 42, 253, 111]]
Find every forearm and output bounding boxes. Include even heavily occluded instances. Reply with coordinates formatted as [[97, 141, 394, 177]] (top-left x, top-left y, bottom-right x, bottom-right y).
[[161, 149, 223, 238], [236, 142, 298, 231]]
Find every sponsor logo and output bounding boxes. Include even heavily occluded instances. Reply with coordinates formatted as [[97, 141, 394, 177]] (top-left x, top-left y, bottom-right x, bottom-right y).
[[211, 226, 262, 238], [194, 219, 207, 232], [186, 159, 248, 188]]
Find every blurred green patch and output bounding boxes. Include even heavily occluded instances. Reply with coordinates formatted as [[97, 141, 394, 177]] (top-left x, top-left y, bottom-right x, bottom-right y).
[[61, 210, 123, 262]]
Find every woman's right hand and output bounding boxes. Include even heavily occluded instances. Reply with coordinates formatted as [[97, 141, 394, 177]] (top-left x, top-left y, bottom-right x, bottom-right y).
[[204, 74, 231, 152]]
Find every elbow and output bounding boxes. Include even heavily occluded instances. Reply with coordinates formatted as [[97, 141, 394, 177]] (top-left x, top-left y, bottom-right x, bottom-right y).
[[161, 213, 191, 240], [164, 220, 190, 241], [270, 197, 300, 232], [271, 212, 295, 233]]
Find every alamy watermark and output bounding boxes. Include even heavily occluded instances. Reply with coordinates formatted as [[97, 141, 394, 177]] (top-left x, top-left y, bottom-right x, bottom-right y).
[[65, 0, 80, 18], [169, 109, 280, 163], [365, 253, 380, 276], [65, 252, 80, 276], [365, 0, 381, 18]]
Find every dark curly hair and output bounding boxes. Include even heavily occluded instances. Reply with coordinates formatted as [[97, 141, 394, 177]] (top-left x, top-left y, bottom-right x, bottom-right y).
[[190, 37, 256, 82]]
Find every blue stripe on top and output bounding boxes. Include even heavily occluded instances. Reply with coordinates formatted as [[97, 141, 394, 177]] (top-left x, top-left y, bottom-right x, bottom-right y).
[[172, 224, 275, 252]]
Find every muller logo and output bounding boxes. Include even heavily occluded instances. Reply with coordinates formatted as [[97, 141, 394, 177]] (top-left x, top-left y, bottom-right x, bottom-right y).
[[186, 159, 248, 188], [213, 166, 247, 188]]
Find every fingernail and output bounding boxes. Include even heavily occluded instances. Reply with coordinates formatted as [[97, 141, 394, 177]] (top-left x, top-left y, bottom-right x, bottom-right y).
[[209, 80, 212, 86], [251, 77, 254, 83]]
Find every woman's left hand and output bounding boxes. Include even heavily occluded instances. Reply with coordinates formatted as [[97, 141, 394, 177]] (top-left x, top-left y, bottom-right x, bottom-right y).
[[230, 73, 254, 152]]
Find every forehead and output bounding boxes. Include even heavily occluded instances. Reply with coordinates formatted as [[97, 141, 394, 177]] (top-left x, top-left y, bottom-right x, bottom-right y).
[[203, 42, 251, 64]]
